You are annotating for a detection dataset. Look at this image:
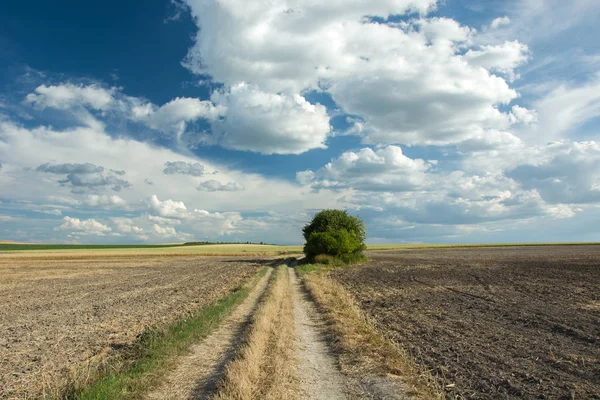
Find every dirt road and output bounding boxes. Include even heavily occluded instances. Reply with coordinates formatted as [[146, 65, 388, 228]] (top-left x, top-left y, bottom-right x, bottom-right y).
[[146, 260, 357, 399], [290, 265, 347, 400], [146, 267, 274, 399]]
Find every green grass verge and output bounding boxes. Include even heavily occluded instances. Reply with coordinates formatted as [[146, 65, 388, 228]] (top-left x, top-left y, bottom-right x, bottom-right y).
[[0, 244, 182, 251], [296, 263, 325, 275], [69, 267, 268, 400], [296, 254, 368, 276]]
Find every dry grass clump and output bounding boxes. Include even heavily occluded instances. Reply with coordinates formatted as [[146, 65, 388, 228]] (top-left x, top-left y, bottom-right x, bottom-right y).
[[314, 254, 334, 265], [303, 272, 444, 400], [213, 265, 297, 400]]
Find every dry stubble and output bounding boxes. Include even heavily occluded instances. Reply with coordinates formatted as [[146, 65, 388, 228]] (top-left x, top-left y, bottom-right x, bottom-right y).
[[213, 264, 298, 400], [303, 271, 443, 400]]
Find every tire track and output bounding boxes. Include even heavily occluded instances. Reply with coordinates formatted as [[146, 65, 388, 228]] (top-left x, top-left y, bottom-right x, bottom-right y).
[[145, 266, 274, 400], [148, 259, 355, 400], [289, 265, 349, 400]]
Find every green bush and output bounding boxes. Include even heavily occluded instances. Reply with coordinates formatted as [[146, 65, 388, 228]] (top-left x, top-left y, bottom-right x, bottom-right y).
[[303, 209, 366, 262]]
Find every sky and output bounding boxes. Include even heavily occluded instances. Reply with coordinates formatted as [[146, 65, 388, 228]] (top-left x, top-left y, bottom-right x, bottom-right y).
[[0, 0, 599, 245]]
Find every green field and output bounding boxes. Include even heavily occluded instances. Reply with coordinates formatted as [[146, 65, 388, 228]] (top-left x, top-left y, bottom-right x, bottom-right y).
[[0, 243, 303, 255], [1, 242, 598, 255]]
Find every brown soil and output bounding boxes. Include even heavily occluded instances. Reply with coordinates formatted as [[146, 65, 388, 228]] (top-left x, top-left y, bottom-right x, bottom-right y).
[[332, 246, 600, 400], [0, 254, 266, 398]]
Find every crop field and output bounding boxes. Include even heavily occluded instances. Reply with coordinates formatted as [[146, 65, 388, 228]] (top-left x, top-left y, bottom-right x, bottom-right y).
[[332, 245, 600, 399], [0, 252, 265, 398], [0, 243, 303, 256]]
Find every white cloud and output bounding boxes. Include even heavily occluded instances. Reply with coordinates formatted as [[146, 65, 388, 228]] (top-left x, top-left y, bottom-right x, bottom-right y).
[[25, 84, 114, 110], [490, 16, 511, 30], [508, 141, 600, 204], [531, 77, 600, 141], [295, 170, 316, 186], [509, 105, 538, 125], [464, 40, 529, 81], [0, 119, 338, 216], [189, 208, 244, 236], [209, 83, 330, 154], [183, 2, 528, 147], [183, 0, 438, 93], [152, 224, 177, 236], [197, 180, 245, 192], [111, 217, 143, 234], [131, 97, 225, 133], [84, 194, 128, 208], [301, 146, 432, 191], [149, 195, 188, 219], [58, 216, 112, 235], [457, 130, 522, 153]]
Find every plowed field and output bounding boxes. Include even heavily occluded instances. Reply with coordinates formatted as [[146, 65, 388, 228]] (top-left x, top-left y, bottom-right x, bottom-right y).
[[333, 246, 600, 399], [0, 254, 263, 398]]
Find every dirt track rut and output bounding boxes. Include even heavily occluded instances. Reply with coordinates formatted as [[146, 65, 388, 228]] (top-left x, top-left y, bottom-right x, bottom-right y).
[[145, 267, 273, 400], [146, 259, 354, 399], [289, 265, 347, 399]]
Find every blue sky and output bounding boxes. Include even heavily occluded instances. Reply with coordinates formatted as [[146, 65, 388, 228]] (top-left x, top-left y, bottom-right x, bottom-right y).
[[1, 0, 599, 244]]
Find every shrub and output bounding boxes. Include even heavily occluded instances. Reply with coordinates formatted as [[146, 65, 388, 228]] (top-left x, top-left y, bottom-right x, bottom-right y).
[[303, 209, 366, 262]]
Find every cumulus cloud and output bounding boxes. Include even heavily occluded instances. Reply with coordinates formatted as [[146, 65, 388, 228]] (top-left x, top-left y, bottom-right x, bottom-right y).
[[147, 215, 181, 225], [456, 130, 522, 153], [25, 84, 114, 110], [196, 180, 245, 192], [36, 162, 131, 192], [84, 194, 128, 208], [300, 146, 432, 191], [344, 175, 566, 226], [508, 141, 600, 204], [152, 224, 177, 236], [509, 105, 538, 125], [209, 83, 330, 154], [130, 97, 225, 133], [58, 216, 112, 235], [302, 144, 577, 226], [163, 161, 205, 176], [148, 194, 188, 219], [182, 1, 529, 147], [111, 217, 143, 234], [183, 0, 438, 92]]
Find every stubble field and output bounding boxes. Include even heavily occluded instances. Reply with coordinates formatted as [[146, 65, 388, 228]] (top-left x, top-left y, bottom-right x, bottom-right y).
[[0, 252, 265, 398], [333, 245, 600, 399]]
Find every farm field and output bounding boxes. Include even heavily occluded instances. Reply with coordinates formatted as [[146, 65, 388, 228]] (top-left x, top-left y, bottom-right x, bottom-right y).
[[332, 245, 600, 399], [0, 243, 303, 256], [0, 252, 265, 398]]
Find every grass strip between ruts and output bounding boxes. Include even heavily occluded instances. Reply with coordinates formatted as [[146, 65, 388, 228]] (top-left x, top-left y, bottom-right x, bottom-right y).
[[68, 267, 269, 400]]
